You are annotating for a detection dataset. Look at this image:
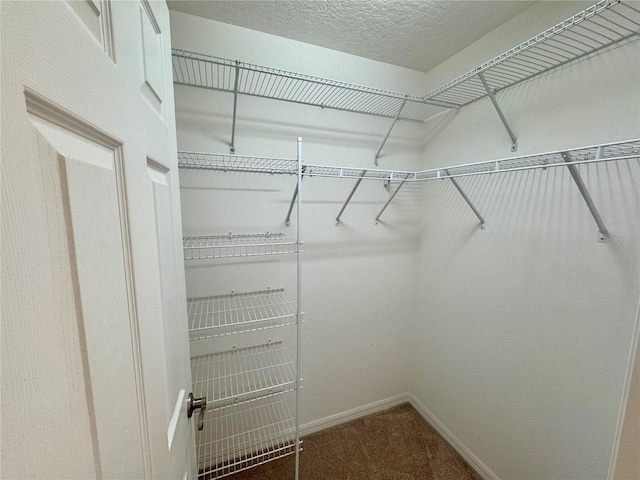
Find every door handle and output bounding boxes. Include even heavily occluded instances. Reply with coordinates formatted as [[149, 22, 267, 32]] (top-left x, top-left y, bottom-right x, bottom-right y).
[[187, 393, 207, 431]]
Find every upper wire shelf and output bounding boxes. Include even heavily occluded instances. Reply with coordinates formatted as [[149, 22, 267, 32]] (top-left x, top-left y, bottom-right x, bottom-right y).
[[191, 341, 296, 411], [178, 151, 298, 175], [196, 395, 298, 479], [184, 233, 297, 260], [171, 49, 452, 122], [424, 0, 640, 109], [171, 1, 638, 125], [188, 288, 298, 340]]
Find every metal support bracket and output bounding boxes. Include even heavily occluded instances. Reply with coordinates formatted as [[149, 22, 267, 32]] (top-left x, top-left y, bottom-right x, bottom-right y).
[[478, 72, 517, 152], [374, 98, 407, 166], [375, 175, 409, 224], [285, 184, 298, 227], [335, 171, 366, 226], [230, 63, 240, 153], [285, 167, 305, 227], [444, 169, 485, 229], [561, 151, 609, 243]]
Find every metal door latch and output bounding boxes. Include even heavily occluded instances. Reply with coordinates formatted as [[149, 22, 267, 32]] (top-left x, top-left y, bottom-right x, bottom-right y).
[[187, 393, 207, 431]]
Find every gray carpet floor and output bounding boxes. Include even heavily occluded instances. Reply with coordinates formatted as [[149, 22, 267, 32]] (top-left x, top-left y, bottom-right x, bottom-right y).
[[221, 403, 482, 480]]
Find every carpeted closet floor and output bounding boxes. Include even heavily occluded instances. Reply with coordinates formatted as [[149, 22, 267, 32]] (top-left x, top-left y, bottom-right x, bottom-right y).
[[224, 403, 482, 480]]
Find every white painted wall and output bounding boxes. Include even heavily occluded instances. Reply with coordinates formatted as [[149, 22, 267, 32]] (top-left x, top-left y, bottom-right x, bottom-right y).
[[170, 12, 422, 426], [412, 2, 640, 479]]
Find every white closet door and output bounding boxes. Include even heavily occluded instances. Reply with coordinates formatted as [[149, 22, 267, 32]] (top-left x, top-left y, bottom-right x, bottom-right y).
[[1, 1, 194, 478]]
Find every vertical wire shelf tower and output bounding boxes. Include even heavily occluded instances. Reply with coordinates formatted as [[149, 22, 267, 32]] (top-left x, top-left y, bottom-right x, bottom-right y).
[[191, 139, 303, 480]]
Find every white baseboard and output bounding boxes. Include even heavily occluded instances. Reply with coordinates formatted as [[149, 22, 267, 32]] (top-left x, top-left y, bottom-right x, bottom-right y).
[[300, 392, 409, 436], [408, 393, 499, 480]]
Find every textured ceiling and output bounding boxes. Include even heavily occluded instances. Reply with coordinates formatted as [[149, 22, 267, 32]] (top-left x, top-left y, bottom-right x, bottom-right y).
[[167, 0, 534, 72]]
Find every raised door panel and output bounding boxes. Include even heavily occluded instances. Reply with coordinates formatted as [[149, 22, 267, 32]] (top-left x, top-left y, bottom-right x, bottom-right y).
[[66, 0, 114, 59], [28, 111, 145, 479]]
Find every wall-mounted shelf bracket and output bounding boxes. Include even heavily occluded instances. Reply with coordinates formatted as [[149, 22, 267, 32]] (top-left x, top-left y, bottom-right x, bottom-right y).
[[375, 174, 410, 224], [285, 166, 305, 227], [335, 171, 366, 226], [374, 98, 408, 166], [285, 184, 298, 227], [561, 151, 609, 242], [230, 62, 240, 153], [478, 72, 517, 152], [444, 169, 485, 229]]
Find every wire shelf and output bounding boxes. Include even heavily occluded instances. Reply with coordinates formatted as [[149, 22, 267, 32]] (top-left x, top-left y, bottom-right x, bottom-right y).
[[424, 0, 640, 109], [415, 139, 640, 180], [196, 396, 298, 479], [188, 288, 298, 340], [303, 164, 416, 182], [173, 2, 638, 125], [172, 48, 454, 122], [184, 233, 297, 260], [191, 341, 297, 411], [178, 139, 639, 185], [178, 151, 298, 175]]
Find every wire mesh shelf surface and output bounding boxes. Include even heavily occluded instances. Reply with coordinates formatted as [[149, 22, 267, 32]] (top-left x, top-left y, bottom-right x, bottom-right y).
[[424, 1, 639, 109], [178, 151, 298, 175], [172, 1, 637, 125], [302, 164, 417, 182], [184, 233, 297, 260], [172, 48, 452, 122], [178, 139, 639, 185], [196, 395, 298, 479], [191, 341, 297, 411], [415, 139, 640, 180], [188, 288, 298, 340]]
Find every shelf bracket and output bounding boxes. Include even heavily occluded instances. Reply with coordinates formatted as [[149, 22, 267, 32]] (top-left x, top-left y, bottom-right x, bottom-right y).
[[230, 62, 240, 154], [561, 151, 609, 243], [478, 72, 517, 152], [375, 175, 409, 224], [285, 184, 298, 227], [285, 166, 305, 227], [335, 171, 366, 226], [444, 169, 485, 229], [374, 98, 408, 166]]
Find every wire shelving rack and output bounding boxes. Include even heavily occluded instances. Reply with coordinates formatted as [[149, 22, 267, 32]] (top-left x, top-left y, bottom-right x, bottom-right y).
[[424, 0, 639, 109], [196, 395, 298, 479], [414, 139, 640, 180], [172, 1, 639, 156], [188, 288, 298, 340], [182, 139, 304, 479], [172, 49, 451, 122], [183, 233, 297, 260], [178, 138, 639, 237], [191, 341, 297, 411], [180, 139, 639, 183], [178, 151, 298, 175]]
